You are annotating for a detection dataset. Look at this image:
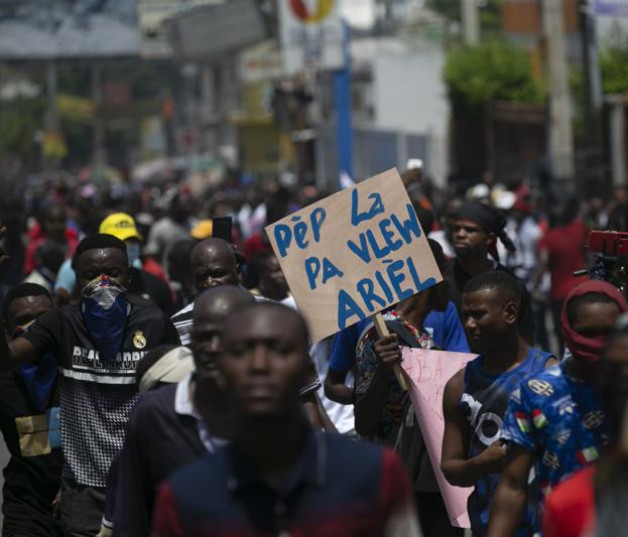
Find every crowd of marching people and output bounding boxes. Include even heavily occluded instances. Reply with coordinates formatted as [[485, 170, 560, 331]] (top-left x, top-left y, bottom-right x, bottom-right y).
[[0, 161, 628, 537]]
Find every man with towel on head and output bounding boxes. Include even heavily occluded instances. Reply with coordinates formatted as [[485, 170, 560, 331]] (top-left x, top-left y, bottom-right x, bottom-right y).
[[448, 201, 532, 342]]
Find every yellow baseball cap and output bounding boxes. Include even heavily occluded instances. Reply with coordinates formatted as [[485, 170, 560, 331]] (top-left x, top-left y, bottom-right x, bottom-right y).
[[190, 219, 213, 240], [99, 213, 143, 242]]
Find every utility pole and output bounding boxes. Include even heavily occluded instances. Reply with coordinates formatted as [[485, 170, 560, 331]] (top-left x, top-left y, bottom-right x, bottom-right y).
[[542, 0, 575, 181], [45, 62, 59, 133], [462, 0, 479, 45], [579, 0, 602, 148], [608, 95, 627, 187], [92, 64, 106, 168], [200, 62, 218, 153], [43, 61, 61, 169]]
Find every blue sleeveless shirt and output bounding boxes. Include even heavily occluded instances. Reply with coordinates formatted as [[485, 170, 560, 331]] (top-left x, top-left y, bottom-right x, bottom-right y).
[[460, 347, 553, 537]]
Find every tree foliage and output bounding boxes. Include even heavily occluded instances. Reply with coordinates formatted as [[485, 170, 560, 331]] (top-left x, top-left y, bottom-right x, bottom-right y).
[[443, 40, 544, 114], [600, 47, 628, 95], [0, 97, 46, 159], [426, 0, 502, 35], [597, 22, 628, 96]]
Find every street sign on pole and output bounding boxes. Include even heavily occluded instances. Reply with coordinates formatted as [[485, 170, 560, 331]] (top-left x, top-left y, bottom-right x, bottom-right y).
[[165, 0, 267, 60], [138, 0, 219, 59], [278, 0, 345, 74], [333, 22, 353, 183]]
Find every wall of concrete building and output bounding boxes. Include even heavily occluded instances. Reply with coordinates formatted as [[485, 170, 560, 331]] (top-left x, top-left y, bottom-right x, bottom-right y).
[[371, 40, 449, 184]]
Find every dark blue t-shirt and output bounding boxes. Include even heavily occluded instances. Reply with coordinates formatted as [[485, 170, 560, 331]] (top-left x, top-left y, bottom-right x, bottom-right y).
[[460, 347, 554, 537], [329, 301, 469, 372], [425, 301, 470, 353]]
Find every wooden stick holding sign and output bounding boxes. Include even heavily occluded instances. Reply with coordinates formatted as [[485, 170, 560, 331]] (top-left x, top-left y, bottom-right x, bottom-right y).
[[371, 312, 408, 391]]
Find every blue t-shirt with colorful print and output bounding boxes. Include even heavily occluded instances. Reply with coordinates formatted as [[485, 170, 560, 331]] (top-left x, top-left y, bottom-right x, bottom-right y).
[[461, 347, 553, 537], [501, 360, 611, 504]]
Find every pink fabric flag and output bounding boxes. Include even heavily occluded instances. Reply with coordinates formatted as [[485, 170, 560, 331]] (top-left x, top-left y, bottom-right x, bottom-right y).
[[401, 348, 477, 528]]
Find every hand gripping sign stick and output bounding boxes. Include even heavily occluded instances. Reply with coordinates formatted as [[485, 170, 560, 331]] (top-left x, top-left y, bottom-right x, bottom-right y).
[[371, 312, 408, 391]]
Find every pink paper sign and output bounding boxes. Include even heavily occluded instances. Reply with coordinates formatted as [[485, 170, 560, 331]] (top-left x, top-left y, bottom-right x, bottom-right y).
[[401, 348, 477, 528]]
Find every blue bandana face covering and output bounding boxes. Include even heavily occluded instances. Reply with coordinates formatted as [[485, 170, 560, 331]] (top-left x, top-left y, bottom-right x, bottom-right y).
[[81, 276, 129, 365]]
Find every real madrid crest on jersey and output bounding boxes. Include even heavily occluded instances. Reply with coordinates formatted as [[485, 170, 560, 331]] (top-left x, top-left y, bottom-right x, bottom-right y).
[[133, 330, 147, 350]]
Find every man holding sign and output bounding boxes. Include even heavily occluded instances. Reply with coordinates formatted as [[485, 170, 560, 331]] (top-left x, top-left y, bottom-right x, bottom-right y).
[[347, 239, 449, 441], [354, 240, 466, 537], [265, 168, 442, 343], [324, 239, 466, 537], [265, 169, 454, 534], [441, 271, 556, 537]]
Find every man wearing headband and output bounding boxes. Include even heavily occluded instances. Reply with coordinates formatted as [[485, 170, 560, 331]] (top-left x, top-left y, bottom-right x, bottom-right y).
[[0, 233, 181, 536], [488, 280, 627, 536], [114, 286, 255, 537], [449, 202, 532, 342], [542, 315, 628, 537]]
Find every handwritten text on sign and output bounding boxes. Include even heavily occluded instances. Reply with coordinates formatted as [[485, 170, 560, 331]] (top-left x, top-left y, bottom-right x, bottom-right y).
[[402, 348, 477, 528], [266, 168, 442, 342]]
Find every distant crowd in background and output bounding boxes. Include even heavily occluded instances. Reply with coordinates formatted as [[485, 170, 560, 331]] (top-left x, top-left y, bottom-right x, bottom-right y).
[[5, 161, 626, 357]]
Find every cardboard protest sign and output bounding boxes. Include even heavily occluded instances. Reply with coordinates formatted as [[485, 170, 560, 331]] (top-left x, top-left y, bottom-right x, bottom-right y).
[[265, 168, 442, 342], [401, 348, 477, 528]]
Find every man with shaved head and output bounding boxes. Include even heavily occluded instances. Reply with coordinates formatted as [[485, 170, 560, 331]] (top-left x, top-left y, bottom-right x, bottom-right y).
[[115, 285, 255, 537], [170, 238, 243, 346], [190, 238, 241, 292]]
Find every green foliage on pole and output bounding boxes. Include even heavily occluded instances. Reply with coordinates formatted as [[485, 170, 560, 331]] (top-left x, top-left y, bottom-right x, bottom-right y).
[[443, 40, 544, 115]]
